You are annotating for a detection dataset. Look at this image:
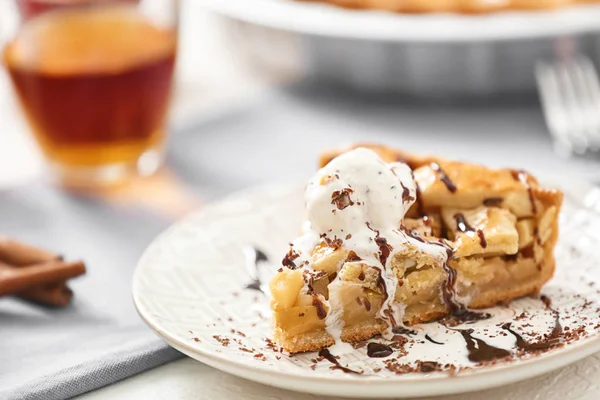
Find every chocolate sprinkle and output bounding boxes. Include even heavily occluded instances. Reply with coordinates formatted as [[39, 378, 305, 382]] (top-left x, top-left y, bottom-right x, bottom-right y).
[[392, 327, 417, 336], [331, 188, 355, 210], [282, 248, 299, 270]]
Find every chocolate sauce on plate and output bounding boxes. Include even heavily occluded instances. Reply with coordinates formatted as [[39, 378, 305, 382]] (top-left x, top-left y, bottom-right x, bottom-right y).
[[367, 342, 394, 358], [424, 334, 444, 345], [500, 295, 563, 352], [502, 318, 562, 353], [540, 295, 552, 309], [318, 349, 361, 374], [459, 329, 511, 363], [244, 247, 270, 293]]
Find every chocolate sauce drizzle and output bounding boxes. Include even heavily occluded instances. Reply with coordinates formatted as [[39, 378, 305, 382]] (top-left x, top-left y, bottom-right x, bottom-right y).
[[399, 225, 426, 243], [522, 246, 535, 259], [502, 253, 519, 262], [483, 197, 504, 207], [454, 213, 475, 233], [511, 170, 537, 215], [366, 222, 393, 267], [460, 329, 511, 363], [414, 182, 424, 215], [440, 246, 460, 315], [400, 182, 414, 203], [477, 230, 488, 248], [312, 297, 328, 319], [454, 213, 487, 249], [318, 349, 361, 374], [363, 298, 372, 312], [347, 251, 362, 262], [439, 245, 491, 325], [244, 247, 270, 293], [375, 237, 393, 266], [430, 162, 457, 193], [366, 342, 394, 358], [424, 334, 444, 345]]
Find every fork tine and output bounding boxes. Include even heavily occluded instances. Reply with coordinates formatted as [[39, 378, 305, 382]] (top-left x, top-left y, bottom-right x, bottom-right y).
[[563, 57, 599, 152], [536, 62, 576, 157], [555, 61, 589, 153], [576, 57, 600, 150]]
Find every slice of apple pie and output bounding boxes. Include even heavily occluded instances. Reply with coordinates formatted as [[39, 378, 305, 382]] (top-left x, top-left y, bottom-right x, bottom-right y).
[[270, 144, 563, 353]]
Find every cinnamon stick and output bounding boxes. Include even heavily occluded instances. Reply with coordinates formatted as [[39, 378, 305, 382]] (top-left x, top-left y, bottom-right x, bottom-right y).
[[0, 236, 61, 266], [0, 260, 85, 296], [17, 281, 73, 307]]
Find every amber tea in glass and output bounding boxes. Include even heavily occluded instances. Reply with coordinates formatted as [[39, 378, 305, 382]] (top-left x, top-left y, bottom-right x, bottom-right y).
[[3, 0, 178, 187]]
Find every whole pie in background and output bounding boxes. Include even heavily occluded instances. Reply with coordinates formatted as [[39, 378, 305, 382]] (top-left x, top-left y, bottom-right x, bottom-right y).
[[270, 144, 562, 353], [301, 0, 599, 13]]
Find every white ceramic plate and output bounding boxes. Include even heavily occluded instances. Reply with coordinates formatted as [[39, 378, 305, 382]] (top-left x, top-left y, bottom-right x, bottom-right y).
[[199, 0, 600, 42], [133, 182, 600, 398]]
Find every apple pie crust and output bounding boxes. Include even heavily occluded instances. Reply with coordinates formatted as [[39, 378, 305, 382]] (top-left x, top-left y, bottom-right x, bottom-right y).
[[270, 144, 562, 353]]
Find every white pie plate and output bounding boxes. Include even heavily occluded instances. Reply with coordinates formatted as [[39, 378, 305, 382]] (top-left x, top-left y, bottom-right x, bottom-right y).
[[133, 182, 600, 398]]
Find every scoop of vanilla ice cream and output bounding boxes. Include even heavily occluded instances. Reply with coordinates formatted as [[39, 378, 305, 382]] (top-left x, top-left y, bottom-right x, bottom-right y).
[[305, 148, 416, 234]]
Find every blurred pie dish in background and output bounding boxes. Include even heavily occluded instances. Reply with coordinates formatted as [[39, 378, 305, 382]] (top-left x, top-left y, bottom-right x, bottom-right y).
[[299, 0, 600, 13]]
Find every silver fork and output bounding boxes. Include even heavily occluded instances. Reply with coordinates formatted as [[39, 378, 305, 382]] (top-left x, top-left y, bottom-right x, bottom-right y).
[[536, 56, 600, 157]]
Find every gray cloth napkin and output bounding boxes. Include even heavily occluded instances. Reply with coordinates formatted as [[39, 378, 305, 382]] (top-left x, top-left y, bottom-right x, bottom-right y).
[[0, 184, 182, 400], [0, 82, 594, 400]]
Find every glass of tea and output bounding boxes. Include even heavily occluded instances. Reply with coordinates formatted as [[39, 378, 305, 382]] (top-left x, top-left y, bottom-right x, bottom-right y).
[[2, 0, 178, 188]]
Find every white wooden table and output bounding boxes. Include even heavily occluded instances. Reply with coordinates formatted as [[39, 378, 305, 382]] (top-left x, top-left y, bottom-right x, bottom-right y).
[[79, 355, 600, 400]]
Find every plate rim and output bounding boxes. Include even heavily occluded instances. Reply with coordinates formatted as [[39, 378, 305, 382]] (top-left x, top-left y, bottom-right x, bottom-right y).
[[133, 181, 600, 398], [199, 0, 600, 42]]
